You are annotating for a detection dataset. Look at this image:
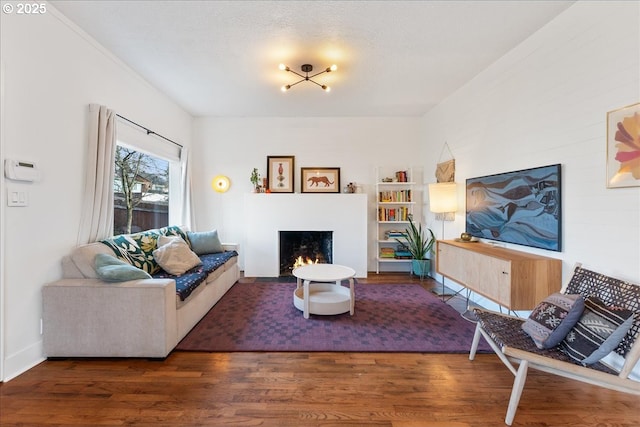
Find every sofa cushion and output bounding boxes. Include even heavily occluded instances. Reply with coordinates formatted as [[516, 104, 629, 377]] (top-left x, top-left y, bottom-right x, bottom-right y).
[[101, 225, 189, 274], [157, 234, 187, 248], [153, 239, 201, 276], [94, 253, 152, 282], [154, 250, 239, 301], [187, 229, 224, 255], [521, 293, 584, 349], [560, 296, 635, 365], [68, 242, 114, 279]]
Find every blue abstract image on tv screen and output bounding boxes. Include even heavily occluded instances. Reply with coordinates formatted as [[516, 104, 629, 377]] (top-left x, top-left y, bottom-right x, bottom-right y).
[[465, 164, 561, 251]]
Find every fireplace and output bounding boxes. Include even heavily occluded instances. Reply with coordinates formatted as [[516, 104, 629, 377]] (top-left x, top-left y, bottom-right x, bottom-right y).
[[244, 194, 367, 277], [279, 231, 333, 275]]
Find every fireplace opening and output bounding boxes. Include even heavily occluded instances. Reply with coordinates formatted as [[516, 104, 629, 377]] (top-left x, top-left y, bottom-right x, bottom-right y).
[[279, 231, 333, 276]]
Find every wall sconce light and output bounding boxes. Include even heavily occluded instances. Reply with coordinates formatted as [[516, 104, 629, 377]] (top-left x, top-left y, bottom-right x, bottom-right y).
[[212, 175, 230, 193], [279, 63, 337, 92]]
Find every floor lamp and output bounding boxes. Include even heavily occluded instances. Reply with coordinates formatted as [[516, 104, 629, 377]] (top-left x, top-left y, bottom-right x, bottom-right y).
[[428, 182, 457, 237], [428, 182, 457, 296]]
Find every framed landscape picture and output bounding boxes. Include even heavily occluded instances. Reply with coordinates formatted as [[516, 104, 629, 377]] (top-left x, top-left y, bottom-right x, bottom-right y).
[[267, 156, 295, 193], [607, 102, 640, 188], [301, 167, 340, 193]]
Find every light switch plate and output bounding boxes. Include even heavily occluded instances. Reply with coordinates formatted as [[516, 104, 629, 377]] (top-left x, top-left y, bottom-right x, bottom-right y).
[[7, 190, 28, 207]]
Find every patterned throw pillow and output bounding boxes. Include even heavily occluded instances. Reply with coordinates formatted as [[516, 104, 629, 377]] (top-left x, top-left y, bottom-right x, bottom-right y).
[[101, 233, 158, 274], [560, 296, 635, 365], [159, 225, 190, 246], [521, 293, 584, 349], [101, 226, 189, 274]]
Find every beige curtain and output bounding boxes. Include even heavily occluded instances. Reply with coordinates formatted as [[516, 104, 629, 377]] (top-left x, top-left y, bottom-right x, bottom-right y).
[[180, 146, 196, 230], [77, 104, 116, 244]]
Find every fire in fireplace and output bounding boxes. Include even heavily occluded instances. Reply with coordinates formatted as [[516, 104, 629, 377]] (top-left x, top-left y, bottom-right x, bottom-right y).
[[279, 231, 333, 275]]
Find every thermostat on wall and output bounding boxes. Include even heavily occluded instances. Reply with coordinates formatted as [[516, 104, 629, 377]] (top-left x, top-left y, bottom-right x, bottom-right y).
[[4, 159, 41, 182]]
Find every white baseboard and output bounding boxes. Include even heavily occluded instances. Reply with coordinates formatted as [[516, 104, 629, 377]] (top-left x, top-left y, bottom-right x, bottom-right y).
[[3, 339, 45, 382]]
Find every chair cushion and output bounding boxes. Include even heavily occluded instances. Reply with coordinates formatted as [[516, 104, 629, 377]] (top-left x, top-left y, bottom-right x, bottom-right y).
[[560, 296, 635, 365], [521, 293, 584, 349], [94, 253, 152, 282]]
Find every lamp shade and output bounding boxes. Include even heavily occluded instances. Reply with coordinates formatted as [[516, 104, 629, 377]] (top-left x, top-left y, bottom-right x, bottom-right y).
[[212, 175, 230, 193], [429, 182, 458, 213]]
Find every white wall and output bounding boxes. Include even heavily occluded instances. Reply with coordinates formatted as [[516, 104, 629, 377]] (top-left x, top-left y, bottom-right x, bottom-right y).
[[191, 117, 423, 272], [421, 1, 640, 294], [0, 6, 192, 380]]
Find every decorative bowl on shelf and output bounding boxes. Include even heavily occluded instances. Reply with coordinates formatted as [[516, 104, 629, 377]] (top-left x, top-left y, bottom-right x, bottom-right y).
[[455, 234, 479, 243]]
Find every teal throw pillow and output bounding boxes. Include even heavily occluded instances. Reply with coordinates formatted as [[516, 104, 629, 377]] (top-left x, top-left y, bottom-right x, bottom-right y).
[[95, 253, 152, 282], [187, 229, 224, 255]]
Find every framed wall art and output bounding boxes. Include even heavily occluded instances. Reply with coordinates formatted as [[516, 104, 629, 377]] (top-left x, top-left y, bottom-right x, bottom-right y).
[[466, 164, 561, 252], [301, 167, 340, 193], [607, 102, 640, 188], [267, 156, 295, 193]]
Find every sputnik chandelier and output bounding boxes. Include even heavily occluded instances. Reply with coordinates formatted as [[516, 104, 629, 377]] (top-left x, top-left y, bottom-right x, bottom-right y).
[[279, 63, 337, 92]]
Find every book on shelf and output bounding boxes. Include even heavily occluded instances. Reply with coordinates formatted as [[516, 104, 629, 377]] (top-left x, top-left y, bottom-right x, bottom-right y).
[[395, 170, 408, 182], [378, 189, 412, 203], [378, 206, 410, 221], [379, 247, 396, 258], [385, 230, 408, 240], [394, 250, 412, 259]]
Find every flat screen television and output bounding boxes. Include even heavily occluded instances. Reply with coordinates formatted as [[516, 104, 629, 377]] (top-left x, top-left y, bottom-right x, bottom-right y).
[[465, 164, 561, 251]]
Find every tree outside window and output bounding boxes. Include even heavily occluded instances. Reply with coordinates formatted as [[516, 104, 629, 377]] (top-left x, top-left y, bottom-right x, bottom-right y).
[[114, 145, 169, 234]]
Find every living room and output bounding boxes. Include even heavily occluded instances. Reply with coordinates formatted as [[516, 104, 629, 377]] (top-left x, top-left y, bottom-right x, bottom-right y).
[[1, 1, 639, 422]]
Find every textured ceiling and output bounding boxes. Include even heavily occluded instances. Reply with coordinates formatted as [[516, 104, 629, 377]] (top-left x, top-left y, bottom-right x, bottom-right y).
[[50, 1, 574, 117]]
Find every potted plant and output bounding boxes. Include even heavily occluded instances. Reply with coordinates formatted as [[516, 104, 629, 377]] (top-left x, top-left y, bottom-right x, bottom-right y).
[[396, 215, 435, 279], [250, 168, 260, 192]]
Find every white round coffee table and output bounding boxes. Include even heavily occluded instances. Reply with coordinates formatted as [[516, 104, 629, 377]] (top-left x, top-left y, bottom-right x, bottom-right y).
[[292, 264, 356, 319]]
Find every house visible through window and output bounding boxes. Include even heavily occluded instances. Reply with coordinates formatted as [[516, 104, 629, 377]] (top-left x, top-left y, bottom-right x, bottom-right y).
[[114, 144, 170, 234]]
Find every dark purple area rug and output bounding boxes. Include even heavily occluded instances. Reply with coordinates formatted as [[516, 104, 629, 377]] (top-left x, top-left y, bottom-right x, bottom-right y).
[[176, 282, 492, 353]]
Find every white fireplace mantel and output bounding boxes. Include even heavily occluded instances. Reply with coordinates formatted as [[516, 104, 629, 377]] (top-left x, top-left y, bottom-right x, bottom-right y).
[[244, 193, 368, 277]]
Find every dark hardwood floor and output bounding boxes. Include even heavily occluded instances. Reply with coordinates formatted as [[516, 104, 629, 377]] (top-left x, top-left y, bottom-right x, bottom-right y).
[[1, 273, 638, 426]]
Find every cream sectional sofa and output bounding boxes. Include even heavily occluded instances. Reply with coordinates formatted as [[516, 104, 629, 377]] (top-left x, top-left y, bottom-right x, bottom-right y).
[[42, 227, 239, 358]]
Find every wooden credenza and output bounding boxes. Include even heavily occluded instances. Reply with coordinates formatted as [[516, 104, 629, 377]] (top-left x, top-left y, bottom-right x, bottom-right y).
[[436, 240, 562, 310]]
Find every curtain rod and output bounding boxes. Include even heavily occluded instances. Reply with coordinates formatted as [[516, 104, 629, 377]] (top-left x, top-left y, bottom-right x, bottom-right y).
[[116, 114, 183, 149]]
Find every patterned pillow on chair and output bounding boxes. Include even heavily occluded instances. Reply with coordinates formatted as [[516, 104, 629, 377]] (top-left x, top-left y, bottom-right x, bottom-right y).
[[521, 293, 584, 349], [560, 296, 635, 365]]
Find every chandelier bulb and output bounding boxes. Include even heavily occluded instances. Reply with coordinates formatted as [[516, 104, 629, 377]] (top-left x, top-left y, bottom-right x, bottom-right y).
[[278, 63, 287, 71], [329, 64, 338, 72], [281, 84, 291, 92], [322, 85, 330, 92]]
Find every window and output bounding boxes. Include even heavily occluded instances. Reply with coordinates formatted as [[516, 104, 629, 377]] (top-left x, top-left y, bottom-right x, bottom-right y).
[[114, 120, 183, 235], [114, 145, 170, 234]]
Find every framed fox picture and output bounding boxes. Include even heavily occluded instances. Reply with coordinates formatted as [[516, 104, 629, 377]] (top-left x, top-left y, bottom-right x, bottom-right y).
[[301, 167, 340, 193]]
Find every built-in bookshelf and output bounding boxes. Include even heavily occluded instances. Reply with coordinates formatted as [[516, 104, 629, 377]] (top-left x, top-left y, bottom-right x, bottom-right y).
[[375, 167, 415, 274]]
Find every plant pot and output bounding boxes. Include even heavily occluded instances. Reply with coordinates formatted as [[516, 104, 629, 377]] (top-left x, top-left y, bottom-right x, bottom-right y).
[[412, 259, 431, 279]]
